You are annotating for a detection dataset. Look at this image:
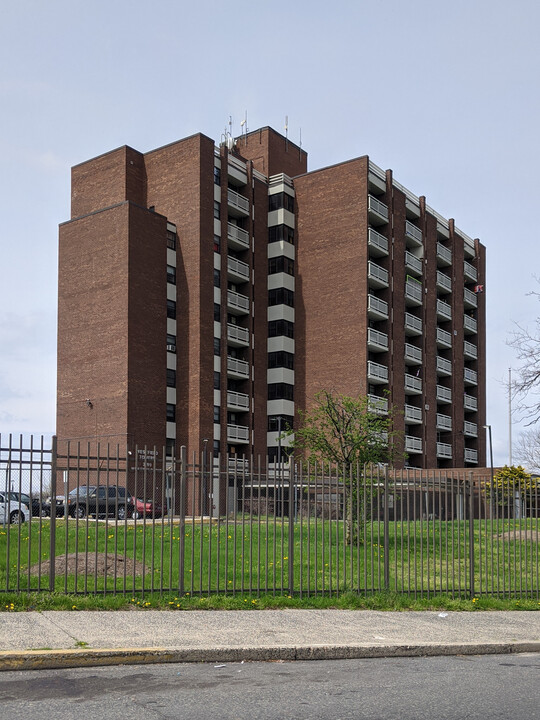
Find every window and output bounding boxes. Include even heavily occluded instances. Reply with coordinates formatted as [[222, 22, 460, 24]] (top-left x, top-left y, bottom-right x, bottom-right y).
[[214, 406, 220, 423], [166, 230, 177, 250], [214, 269, 221, 288], [269, 192, 294, 213], [214, 337, 221, 356], [268, 351, 294, 370], [268, 319, 294, 338], [166, 439, 175, 457], [214, 303, 221, 322], [214, 372, 221, 389], [166, 369, 176, 387], [268, 256, 294, 276], [268, 287, 294, 307], [167, 333, 176, 351], [167, 265, 176, 284], [268, 383, 294, 401], [268, 446, 291, 463], [213, 440, 221, 455], [214, 234, 221, 253], [167, 300, 176, 319], [166, 403, 176, 422], [214, 201, 221, 220], [268, 415, 294, 432], [268, 225, 294, 245], [214, 167, 221, 185]]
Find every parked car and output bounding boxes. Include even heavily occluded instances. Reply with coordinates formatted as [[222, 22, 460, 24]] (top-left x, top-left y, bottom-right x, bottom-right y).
[[132, 497, 164, 519], [67, 485, 133, 520], [0, 492, 30, 524], [10, 492, 48, 518], [42, 495, 66, 517]]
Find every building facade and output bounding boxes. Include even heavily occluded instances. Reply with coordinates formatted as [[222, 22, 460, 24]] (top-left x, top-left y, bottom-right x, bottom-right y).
[[57, 125, 486, 472]]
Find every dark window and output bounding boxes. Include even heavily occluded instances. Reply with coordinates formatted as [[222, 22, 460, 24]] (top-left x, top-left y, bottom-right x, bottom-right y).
[[214, 167, 221, 185], [268, 446, 291, 463], [166, 403, 176, 422], [214, 372, 221, 389], [214, 269, 221, 288], [166, 230, 177, 250], [167, 334, 176, 351], [214, 234, 221, 253], [167, 300, 176, 319], [214, 337, 221, 356], [166, 439, 175, 457], [268, 415, 294, 432], [268, 351, 294, 370], [167, 265, 176, 284], [214, 201, 221, 219], [269, 192, 294, 213], [268, 383, 294, 401], [268, 256, 294, 276], [213, 440, 221, 454], [214, 303, 221, 322], [268, 225, 294, 245], [268, 319, 294, 338], [214, 406, 220, 423], [268, 287, 294, 307], [167, 369, 176, 387]]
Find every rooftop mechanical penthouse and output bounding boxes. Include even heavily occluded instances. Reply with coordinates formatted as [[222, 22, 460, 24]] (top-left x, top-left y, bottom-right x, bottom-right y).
[[57, 125, 486, 470]]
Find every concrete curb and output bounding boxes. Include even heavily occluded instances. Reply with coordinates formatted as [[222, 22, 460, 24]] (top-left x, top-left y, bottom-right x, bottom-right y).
[[1, 641, 539, 672]]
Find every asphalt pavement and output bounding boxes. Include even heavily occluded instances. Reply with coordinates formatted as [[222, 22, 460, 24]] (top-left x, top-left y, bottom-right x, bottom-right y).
[[0, 609, 539, 671]]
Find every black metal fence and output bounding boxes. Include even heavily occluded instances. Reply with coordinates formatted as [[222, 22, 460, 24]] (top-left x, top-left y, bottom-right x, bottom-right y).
[[1, 435, 538, 599]]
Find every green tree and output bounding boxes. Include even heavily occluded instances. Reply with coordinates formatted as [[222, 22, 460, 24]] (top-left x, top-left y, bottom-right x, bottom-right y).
[[282, 391, 402, 542], [484, 465, 539, 517]]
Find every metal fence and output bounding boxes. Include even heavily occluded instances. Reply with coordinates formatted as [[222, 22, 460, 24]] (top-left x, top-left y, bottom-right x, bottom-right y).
[[1, 435, 539, 599]]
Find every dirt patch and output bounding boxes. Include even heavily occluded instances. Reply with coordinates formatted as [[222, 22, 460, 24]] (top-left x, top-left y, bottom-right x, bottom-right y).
[[498, 530, 538, 542], [30, 553, 152, 577]]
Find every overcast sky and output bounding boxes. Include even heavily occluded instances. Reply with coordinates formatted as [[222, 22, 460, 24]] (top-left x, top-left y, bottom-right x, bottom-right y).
[[1, 0, 539, 467]]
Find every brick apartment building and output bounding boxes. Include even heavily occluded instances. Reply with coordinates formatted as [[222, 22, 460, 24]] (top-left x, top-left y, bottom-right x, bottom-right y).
[[57, 125, 486, 471]]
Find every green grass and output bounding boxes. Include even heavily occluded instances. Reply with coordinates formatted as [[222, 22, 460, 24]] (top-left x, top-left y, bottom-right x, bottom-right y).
[[0, 516, 539, 601]]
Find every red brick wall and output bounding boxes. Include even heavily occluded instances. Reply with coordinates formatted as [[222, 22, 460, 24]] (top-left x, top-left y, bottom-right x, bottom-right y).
[[236, 127, 307, 178]]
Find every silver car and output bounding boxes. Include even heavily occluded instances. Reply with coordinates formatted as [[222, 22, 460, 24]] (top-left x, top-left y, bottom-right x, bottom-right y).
[[0, 492, 30, 524]]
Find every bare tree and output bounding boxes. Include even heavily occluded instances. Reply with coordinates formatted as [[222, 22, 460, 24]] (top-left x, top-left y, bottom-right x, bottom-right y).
[[515, 429, 540, 474], [508, 287, 540, 424]]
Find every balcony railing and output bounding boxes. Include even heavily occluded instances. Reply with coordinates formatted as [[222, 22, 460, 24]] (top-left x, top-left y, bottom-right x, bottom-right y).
[[227, 289, 250, 314], [367, 361, 388, 384], [404, 312, 422, 335], [368, 194, 389, 225], [436, 385, 452, 403], [464, 421, 478, 437], [404, 373, 422, 394], [464, 287, 478, 309], [464, 260, 478, 282], [405, 436, 423, 454], [367, 328, 388, 352], [367, 261, 389, 288], [368, 394, 388, 415], [464, 394, 478, 411], [405, 250, 422, 276], [437, 442, 452, 459], [405, 220, 422, 246], [227, 323, 249, 346], [367, 294, 388, 319], [227, 222, 250, 250], [463, 315, 477, 334], [436, 413, 452, 431], [368, 228, 389, 256], [464, 340, 478, 359], [227, 188, 249, 216], [404, 404, 422, 423], [436, 271, 452, 293], [436, 356, 452, 376], [464, 367, 478, 385], [436, 299, 452, 320], [227, 424, 249, 443], [227, 256, 250, 281], [404, 343, 422, 364], [227, 390, 250, 410], [405, 278, 423, 305], [227, 356, 250, 378], [436, 242, 452, 266], [465, 448, 478, 464], [436, 327, 452, 348]]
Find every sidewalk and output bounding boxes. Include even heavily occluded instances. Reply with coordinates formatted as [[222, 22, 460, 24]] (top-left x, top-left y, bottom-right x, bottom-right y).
[[0, 610, 539, 671]]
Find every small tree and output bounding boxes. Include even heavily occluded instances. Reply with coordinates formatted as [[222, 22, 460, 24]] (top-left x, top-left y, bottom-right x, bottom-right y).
[[515, 429, 540, 474], [484, 465, 539, 518], [282, 391, 402, 542]]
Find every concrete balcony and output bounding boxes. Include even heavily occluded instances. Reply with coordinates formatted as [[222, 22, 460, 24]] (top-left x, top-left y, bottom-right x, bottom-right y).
[[368, 228, 389, 257], [464, 315, 477, 334], [436, 385, 452, 403], [227, 289, 250, 315], [405, 220, 422, 247], [405, 250, 422, 277], [404, 373, 422, 395], [436, 271, 452, 293], [227, 222, 250, 250], [405, 436, 423, 454], [227, 256, 250, 282], [405, 278, 423, 306], [368, 195, 389, 226], [227, 188, 249, 217], [368, 394, 388, 415], [464, 394, 478, 412], [368, 261, 389, 289], [464, 421, 478, 437], [367, 294, 388, 320], [227, 356, 250, 379], [437, 442, 452, 459], [404, 312, 422, 336], [436, 327, 452, 348], [464, 340, 478, 360], [464, 260, 478, 282], [227, 323, 249, 347], [367, 360, 388, 384], [227, 390, 250, 411], [367, 327, 388, 352], [465, 448, 478, 464], [227, 424, 249, 443], [436, 299, 452, 321], [404, 404, 422, 424], [404, 342, 422, 365], [436, 356, 452, 376], [464, 367, 478, 386], [464, 287, 478, 309], [436, 242, 452, 266], [436, 413, 452, 431]]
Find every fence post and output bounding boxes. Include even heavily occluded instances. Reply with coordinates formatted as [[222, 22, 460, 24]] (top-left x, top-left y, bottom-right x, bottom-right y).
[[48, 435, 58, 593], [383, 465, 390, 591], [468, 473, 475, 598], [178, 446, 186, 596], [288, 457, 295, 595]]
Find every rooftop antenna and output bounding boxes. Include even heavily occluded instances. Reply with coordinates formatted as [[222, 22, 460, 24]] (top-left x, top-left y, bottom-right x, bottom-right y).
[[240, 111, 247, 143], [285, 115, 289, 151]]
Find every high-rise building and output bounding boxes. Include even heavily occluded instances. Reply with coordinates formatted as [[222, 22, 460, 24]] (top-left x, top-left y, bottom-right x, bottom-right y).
[[57, 125, 486, 472]]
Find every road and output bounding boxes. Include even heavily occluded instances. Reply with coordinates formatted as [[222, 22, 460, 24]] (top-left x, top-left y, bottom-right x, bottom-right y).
[[0, 654, 539, 719]]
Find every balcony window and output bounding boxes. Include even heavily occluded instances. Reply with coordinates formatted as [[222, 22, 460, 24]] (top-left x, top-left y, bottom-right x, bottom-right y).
[[167, 369, 176, 388], [269, 287, 294, 307], [214, 201, 221, 219], [166, 230, 177, 250], [214, 303, 221, 322], [269, 192, 294, 213], [268, 383, 294, 401], [167, 300, 176, 319], [214, 372, 220, 390], [166, 403, 176, 422], [268, 256, 295, 276], [214, 234, 221, 253], [214, 167, 221, 185], [268, 351, 294, 370], [214, 269, 221, 288], [214, 405, 220, 423], [268, 319, 294, 338], [214, 337, 221, 356], [268, 415, 294, 432], [167, 265, 176, 285], [269, 224, 294, 244], [166, 334, 176, 352]]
